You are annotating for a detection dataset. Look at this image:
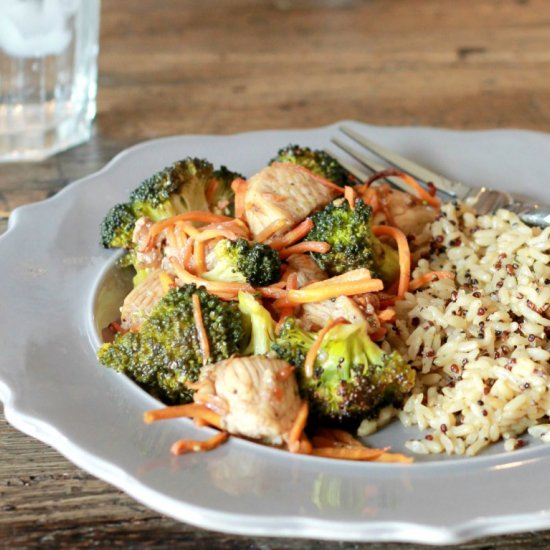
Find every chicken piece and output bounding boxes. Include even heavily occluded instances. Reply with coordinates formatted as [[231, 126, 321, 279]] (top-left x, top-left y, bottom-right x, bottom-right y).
[[132, 216, 163, 271], [197, 356, 301, 445], [244, 163, 339, 239], [120, 270, 167, 329], [286, 253, 327, 288], [374, 187, 437, 243], [300, 295, 367, 331]]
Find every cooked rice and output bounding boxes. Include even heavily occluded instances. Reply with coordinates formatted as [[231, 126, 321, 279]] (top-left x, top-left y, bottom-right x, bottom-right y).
[[388, 202, 550, 456]]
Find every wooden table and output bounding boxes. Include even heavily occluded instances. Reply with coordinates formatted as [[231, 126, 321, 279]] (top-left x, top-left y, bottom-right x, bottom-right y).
[[2, 0, 550, 547]]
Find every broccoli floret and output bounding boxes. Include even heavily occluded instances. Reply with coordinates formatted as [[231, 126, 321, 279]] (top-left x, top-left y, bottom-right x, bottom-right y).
[[305, 197, 399, 285], [208, 165, 244, 217], [238, 291, 276, 355], [202, 238, 281, 287], [270, 144, 357, 187], [100, 203, 138, 249], [115, 249, 152, 287], [272, 318, 415, 425], [97, 285, 244, 404], [129, 158, 214, 222]]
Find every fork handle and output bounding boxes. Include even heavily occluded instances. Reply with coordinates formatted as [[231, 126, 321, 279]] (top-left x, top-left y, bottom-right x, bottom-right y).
[[507, 201, 550, 227]]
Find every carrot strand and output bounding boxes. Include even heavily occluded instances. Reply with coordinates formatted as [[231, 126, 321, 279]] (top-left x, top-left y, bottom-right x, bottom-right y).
[[171, 431, 229, 455], [269, 218, 314, 250], [255, 219, 288, 243], [288, 401, 309, 452], [344, 186, 357, 209], [366, 169, 440, 208], [231, 178, 248, 219], [143, 403, 222, 429], [310, 446, 387, 461], [373, 225, 410, 298], [279, 241, 330, 258]]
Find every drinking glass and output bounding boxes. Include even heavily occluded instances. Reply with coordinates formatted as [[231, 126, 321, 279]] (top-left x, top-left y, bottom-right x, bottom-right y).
[[0, 0, 101, 162]]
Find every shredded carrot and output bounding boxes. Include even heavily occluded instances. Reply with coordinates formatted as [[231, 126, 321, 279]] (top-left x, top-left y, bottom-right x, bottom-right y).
[[171, 431, 229, 455], [269, 218, 314, 250], [194, 239, 207, 275], [171, 257, 254, 294], [279, 241, 331, 259], [143, 403, 222, 428], [366, 169, 440, 208], [255, 218, 289, 243], [321, 428, 363, 447], [205, 177, 219, 205], [256, 286, 288, 300], [344, 186, 357, 209], [182, 238, 195, 272], [311, 446, 387, 461], [165, 225, 178, 252], [192, 293, 210, 365], [409, 270, 455, 291], [231, 178, 248, 219], [272, 162, 345, 194], [147, 212, 233, 246], [304, 268, 371, 289], [311, 435, 338, 448], [276, 272, 298, 329], [297, 433, 313, 455], [279, 277, 384, 306], [174, 222, 187, 250], [369, 327, 387, 341], [304, 318, 348, 377], [286, 271, 299, 290], [374, 452, 414, 463], [179, 221, 200, 238], [288, 401, 309, 452], [195, 227, 241, 242], [361, 186, 380, 214], [378, 308, 396, 323], [373, 225, 410, 298], [108, 321, 126, 334]]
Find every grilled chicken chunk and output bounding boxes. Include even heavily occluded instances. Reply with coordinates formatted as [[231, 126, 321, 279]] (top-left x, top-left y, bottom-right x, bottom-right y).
[[374, 187, 437, 243], [120, 270, 166, 329], [286, 253, 327, 288], [198, 356, 301, 445], [300, 295, 366, 331], [244, 163, 339, 239]]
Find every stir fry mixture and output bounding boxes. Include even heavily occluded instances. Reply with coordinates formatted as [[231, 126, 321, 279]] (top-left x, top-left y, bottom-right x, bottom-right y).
[[97, 146, 443, 463]]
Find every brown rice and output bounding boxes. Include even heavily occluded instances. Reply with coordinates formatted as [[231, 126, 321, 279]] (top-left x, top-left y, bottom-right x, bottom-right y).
[[386, 202, 550, 456]]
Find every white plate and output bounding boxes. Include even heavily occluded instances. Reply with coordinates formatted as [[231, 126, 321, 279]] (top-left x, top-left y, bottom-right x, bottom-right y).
[[2, 121, 550, 545]]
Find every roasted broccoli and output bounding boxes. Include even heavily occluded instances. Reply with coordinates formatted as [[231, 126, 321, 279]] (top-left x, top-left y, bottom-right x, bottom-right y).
[[203, 238, 281, 287], [305, 197, 399, 284], [100, 158, 243, 251], [97, 284, 245, 404], [272, 318, 415, 425], [129, 157, 214, 221], [208, 165, 244, 217], [270, 144, 357, 187], [238, 291, 276, 356], [100, 203, 138, 249]]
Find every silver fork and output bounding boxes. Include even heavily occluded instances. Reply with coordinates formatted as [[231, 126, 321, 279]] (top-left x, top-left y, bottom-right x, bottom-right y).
[[328, 125, 550, 227]]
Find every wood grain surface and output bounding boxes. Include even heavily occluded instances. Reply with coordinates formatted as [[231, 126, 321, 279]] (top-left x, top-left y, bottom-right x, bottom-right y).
[[2, 0, 550, 548]]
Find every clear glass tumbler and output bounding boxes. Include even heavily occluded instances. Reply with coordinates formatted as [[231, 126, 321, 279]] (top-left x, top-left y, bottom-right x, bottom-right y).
[[0, 0, 101, 162]]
